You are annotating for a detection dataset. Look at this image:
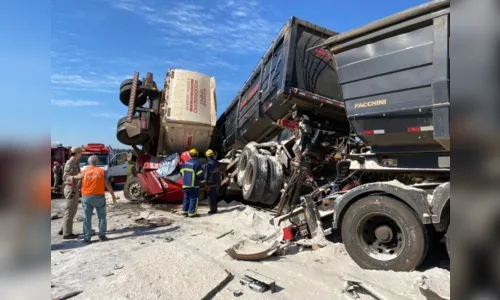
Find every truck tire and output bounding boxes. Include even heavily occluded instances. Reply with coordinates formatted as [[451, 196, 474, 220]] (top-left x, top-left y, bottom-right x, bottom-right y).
[[124, 176, 144, 202], [260, 157, 283, 205], [340, 195, 428, 271], [116, 116, 150, 145], [237, 142, 258, 186], [242, 154, 268, 202], [119, 79, 148, 107]]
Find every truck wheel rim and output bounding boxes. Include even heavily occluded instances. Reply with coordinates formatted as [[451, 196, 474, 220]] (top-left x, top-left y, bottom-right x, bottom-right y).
[[130, 183, 142, 198], [356, 213, 405, 261]]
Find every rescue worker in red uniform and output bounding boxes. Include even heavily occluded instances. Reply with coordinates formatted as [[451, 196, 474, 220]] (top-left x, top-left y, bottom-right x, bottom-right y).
[[179, 149, 205, 217], [204, 149, 220, 214]]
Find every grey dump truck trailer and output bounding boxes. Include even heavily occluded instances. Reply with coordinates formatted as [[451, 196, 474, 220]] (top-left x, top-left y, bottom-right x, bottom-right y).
[[213, 0, 450, 271]]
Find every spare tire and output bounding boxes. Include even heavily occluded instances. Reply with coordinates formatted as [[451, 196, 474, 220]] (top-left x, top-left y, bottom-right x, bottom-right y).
[[237, 142, 258, 186], [116, 116, 150, 146], [242, 154, 268, 202], [260, 157, 283, 205]]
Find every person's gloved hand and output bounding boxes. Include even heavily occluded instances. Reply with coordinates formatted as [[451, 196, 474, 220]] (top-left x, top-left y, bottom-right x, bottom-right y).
[[205, 185, 211, 192]]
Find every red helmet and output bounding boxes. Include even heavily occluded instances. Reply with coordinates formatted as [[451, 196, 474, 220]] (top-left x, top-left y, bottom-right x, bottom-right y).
[[180, 151, 191, 165]]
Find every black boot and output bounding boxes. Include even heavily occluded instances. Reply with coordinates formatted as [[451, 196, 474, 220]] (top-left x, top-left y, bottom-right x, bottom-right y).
[[63, 234, 78, 239]]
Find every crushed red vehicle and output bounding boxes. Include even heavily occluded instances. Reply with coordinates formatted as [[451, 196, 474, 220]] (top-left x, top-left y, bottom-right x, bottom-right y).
[[123, 149, 206, 203]]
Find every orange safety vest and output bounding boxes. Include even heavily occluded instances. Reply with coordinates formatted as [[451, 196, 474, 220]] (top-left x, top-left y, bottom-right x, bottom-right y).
[[81, 166, 106, 196], [35, 169, 51, 211]]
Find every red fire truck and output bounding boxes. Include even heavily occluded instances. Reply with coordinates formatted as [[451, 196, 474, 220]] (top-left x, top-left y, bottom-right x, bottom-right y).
[[51, 142, 71, 197], [80, 143, 131, 188], [79, 143, 111, 171]]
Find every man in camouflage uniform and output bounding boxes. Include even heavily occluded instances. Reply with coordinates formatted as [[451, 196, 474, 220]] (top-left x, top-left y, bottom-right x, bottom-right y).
[[57, 146, 83, 239], [52, 162, 62, 194]]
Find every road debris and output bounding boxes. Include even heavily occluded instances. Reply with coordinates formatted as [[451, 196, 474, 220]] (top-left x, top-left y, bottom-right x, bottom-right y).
[[134, 217, 172, 227], [114, 264, 124, 270], [342, 277, 402, 300], [103, 272, 114, 277], [216, 229, 234, 239], [226, 229, 283, 261], [226, 239, 280, 261], [52, 290, 83, 300], [275, 241, 298, 256], [249, 234, 266, 241], [156, 235, 175, 242], [295, 239, 313, 247], [240, 270, 277, 293], [152, 204, 177, 212], [417, 276, 450, 300], [233, 290, 243, 297], [51, 214, 61, 220]]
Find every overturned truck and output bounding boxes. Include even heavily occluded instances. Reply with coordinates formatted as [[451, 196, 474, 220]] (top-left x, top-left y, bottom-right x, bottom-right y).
[[116, 69, 217, 202], [214, 1, 450, 272]]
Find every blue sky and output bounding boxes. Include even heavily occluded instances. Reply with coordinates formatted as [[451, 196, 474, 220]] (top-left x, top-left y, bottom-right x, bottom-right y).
[[46, 0, 427, 148]]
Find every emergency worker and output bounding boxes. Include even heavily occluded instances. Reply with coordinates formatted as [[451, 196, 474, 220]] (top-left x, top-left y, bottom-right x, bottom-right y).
[[52, 162, 62, 193], [75, 155, 117, 244], [179, 148, 205, 217], [58, 146, 82, 239], [204, 149, 220, 214]]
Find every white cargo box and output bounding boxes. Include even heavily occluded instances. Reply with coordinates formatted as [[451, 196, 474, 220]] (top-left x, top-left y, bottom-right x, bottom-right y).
[[157, 69, 217, 155]]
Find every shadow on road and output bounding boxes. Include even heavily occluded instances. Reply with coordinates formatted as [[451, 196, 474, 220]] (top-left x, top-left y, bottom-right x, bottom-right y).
[[108, 225, 181, 241], [51, 224, 181, 251], [212, 206, 246, 215], [418, 241, 450, 271]]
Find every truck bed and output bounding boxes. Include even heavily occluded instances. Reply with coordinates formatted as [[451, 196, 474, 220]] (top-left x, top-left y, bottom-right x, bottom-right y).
[[315, 0, 450, 156], [215, 17, 350, 153]]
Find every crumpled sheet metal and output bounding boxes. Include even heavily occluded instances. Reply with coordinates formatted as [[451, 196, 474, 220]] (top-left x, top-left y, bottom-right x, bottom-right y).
[[225, 230, 283, 261]]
